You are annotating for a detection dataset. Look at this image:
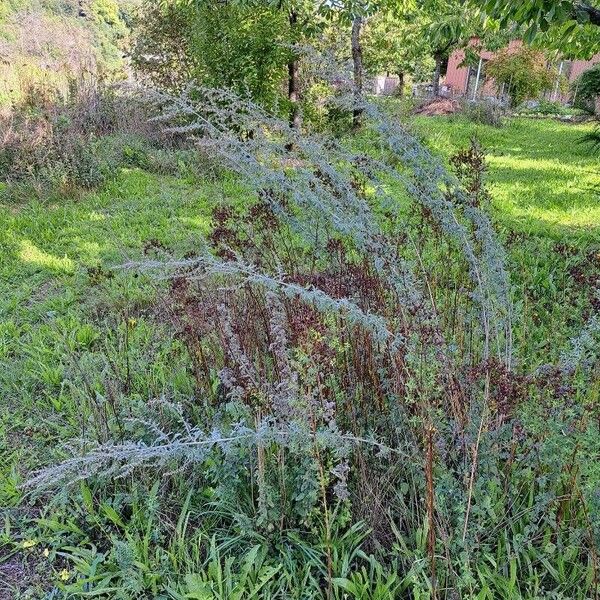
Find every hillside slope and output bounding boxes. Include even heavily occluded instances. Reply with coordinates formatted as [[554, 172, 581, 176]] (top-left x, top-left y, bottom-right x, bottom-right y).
[[0, 0, 135, 105]]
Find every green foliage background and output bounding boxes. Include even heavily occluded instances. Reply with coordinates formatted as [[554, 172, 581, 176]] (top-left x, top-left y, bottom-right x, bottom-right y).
[[0, 0, 134, 105]]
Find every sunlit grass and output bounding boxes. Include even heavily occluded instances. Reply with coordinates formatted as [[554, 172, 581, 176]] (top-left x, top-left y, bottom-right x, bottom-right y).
[[415, 116, 600, 242], [0, 170, 215, 314], [18, 240, 74, 273]]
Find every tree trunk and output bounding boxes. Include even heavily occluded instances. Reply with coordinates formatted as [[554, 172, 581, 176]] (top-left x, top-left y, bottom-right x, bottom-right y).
[[351, 15, 364, 130], [432, 53, 443, 97], [396, 71, 405, 98], [288, 9, 301, 130]]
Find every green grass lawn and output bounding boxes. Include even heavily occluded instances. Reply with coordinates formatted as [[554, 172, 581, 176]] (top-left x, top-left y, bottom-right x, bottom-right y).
[[415, 116, 600, 241], [1, 170, 212, 317], [0, 116, 599, 595], [413, 117, 599, 367]]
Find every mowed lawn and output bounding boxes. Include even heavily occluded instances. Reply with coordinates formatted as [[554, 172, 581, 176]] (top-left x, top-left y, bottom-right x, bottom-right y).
[[416, 116, 600, 241]]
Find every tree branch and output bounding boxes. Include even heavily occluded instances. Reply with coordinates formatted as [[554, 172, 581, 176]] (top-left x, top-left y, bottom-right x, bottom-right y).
[[574, 2, 600, 26]]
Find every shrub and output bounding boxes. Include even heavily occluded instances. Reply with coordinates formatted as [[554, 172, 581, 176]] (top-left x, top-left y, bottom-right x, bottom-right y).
[[25, 79, 600, 597], [573, 63, 600, 113], [459, 98, 506, 126], [521, 99, 566, 115], [514, 99, 586, 118], [131, 0, 289, 111], [535, 99, 569, 115], [0, 78, 190, 198], [487, 46, 558, 107], [302, 81, 354, 135]]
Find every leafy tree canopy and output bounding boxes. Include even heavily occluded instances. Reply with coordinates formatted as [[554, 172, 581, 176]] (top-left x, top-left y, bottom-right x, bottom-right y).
[[482, 0, 600, 58], [486, 45, 557, 105]]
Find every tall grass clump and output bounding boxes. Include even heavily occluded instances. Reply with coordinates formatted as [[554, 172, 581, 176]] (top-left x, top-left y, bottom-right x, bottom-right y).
[[24, 69, 600, 598], [0, 75, 198, 201]]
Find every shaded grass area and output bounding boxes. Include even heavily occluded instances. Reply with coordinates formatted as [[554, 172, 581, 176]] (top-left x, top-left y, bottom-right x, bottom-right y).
[[0, 117, 599, 595]]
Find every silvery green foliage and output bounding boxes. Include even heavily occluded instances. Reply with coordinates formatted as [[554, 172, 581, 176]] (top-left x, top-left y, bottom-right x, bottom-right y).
[[265, 291, 298, 419], [155, 75, 512, 366], [310, 48, 510, 322], [558, 311, 600, 376], [25, 406, 355, 494], [26, 63, 514, 501], [138, 254, 399, 347], [536, 289, 600, 380]]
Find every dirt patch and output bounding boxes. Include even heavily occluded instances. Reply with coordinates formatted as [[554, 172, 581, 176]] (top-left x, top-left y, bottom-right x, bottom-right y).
[[27, 279, 57, 308], [414, 97, 461, 116], [0, 557, 28, 599], [0, 551, 47, 599]]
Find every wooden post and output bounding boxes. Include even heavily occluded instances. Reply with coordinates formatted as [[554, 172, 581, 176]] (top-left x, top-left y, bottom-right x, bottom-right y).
[[432, 53, 443, 97]]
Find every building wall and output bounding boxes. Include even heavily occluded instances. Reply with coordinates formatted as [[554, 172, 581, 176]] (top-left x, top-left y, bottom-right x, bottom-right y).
[[569, 54, 600, 83], [444, 50, 469, 93], [444, 39, 600, 101]]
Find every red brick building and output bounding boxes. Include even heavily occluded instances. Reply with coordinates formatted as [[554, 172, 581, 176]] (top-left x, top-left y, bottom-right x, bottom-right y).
[[444, 40, 600, 103]]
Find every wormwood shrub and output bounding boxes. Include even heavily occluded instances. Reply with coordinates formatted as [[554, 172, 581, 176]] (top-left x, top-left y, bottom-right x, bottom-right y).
[[573, 65, 600, 149], [25, 79, 600, 598]]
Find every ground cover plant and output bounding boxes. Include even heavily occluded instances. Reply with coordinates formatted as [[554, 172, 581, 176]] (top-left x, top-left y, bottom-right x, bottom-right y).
[[0, 64, 599, 600]]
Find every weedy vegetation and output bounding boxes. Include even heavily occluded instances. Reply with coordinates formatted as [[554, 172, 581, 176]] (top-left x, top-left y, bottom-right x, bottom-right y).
[[1, 37, 600, 600]]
